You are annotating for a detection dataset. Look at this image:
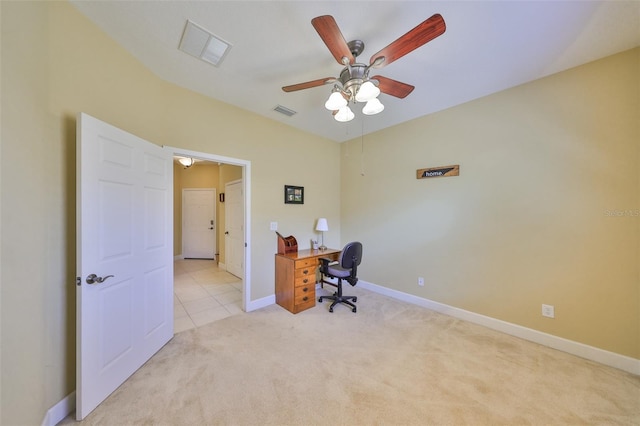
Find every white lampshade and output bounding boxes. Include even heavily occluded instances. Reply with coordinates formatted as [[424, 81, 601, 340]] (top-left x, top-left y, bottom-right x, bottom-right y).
[[325, 91, 348, 110], [334, 106, 355, 122], [315, 218, 328, 232], [355, 80, 380, 102], [362, 98, 384, 115]]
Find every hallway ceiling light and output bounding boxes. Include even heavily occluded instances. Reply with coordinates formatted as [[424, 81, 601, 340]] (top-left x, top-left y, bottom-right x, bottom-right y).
[[178, 157, 195, 168]]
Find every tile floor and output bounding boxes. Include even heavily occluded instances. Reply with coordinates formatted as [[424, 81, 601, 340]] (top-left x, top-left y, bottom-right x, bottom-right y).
[[174, 259, 243, 333]]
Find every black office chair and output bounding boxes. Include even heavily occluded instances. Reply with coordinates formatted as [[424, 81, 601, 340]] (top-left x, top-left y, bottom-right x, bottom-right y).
[[318, 242, 363, 313]]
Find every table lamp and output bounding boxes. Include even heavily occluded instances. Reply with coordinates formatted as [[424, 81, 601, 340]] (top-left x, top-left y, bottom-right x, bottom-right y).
[[315, 218, 328, 250]]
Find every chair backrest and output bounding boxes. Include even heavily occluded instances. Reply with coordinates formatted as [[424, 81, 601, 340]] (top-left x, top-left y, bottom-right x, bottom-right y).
[[339, 241, 363, 270]]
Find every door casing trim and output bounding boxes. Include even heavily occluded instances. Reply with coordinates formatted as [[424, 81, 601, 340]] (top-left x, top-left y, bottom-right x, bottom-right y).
[[165, 146, 252, 312]]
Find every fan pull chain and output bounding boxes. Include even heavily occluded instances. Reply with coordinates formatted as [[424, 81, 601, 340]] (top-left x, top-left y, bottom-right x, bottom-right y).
[[360, 119, 365, 176]]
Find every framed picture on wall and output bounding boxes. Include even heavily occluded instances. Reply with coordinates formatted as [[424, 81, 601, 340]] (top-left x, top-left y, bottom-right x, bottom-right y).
[[284, 185, 304, 204]]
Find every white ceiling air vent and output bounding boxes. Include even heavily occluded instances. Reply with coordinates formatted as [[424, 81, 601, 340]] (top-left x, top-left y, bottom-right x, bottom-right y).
[[179, 20, 232, 67], [273, 105, 297, 117]]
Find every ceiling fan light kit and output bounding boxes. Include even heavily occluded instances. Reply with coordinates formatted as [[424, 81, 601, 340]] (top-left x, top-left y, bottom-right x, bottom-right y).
[[335, 106, 355, 122], [355, 81, 380, 102], [282, 14, 446, 123], [321, 46, 385, 122], [362, 98, 384, 115], [325, 90, 348, 110]]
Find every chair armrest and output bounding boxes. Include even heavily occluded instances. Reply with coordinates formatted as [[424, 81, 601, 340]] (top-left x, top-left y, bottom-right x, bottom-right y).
[[318, 257, 338, 275], [318, 257, 334, 266]]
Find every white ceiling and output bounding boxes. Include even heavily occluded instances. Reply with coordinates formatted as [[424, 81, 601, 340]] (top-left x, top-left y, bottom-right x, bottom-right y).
[[70, 1, 639, 143]]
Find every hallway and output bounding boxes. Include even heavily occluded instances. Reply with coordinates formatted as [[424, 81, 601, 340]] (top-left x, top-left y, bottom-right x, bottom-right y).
[[173, 259, 243, 333]]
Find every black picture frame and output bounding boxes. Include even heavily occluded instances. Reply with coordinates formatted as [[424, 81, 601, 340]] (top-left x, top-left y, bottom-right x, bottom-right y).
[[284, 185, 304, 204]]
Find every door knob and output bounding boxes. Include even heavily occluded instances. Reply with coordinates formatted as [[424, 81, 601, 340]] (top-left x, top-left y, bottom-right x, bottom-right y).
[[86, 274, 115, 285]]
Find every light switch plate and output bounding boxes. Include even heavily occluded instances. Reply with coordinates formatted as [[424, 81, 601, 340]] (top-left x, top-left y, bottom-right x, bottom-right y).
[[270, 222, 277, 231]]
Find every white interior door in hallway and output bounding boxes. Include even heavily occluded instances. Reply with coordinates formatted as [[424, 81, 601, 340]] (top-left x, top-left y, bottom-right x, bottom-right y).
[[182, 188, 216, 259], [225, 180, 243, 278]]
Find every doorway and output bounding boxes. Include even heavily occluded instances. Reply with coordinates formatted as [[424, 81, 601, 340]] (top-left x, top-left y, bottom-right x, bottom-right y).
[[167, 147, 252, 314]]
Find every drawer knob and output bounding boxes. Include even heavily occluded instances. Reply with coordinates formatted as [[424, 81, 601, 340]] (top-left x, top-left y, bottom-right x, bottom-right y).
[[303, 269, 309, 275], [302, 296, 308, 302], [303, 278, 308, 284], [302, 287, 308, 292]]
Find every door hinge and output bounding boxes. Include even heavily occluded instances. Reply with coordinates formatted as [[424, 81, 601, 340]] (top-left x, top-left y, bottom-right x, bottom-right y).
[[76, 276, 81, 286]]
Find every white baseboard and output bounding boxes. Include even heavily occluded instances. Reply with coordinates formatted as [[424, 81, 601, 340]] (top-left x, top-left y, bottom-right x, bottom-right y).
[[358, 280, 640, 376], [174, 255, 184, 260], [218, 262, 226, 270], [41, 391, 75, 426], [246, 294, 275, 312]]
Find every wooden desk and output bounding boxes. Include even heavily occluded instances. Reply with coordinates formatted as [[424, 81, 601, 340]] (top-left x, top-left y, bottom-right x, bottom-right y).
[[275, 248, 341, 314]]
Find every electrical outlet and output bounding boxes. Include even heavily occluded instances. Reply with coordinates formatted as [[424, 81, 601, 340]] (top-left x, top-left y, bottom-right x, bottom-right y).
[[542, 304, 555, 318], [418, 277, 425, 286], [270, 222, 277, 231]]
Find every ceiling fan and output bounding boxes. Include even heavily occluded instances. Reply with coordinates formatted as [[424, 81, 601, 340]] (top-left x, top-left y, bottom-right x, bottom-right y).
[[282, 14, 446, 121]]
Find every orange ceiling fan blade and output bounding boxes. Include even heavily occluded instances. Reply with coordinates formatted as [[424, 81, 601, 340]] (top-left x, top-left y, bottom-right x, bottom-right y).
[[282, 77, 336, 92], [370, 13, 446, 68], [311, 15, 355, 65], [372, 75, 415, 99]]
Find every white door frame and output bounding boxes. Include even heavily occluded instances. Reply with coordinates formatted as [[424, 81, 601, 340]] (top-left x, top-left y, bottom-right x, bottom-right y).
[[166, 147, 251, 312]]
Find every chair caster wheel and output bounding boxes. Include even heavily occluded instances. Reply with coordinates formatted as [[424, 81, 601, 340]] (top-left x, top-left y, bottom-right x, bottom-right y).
[[329, 308, 333, 313], [318, 298, 323, 303], [352, 297, 357, 302], [352, 308, 357, 313]]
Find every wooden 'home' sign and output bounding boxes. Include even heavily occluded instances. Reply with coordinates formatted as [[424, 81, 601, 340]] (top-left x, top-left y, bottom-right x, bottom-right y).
[[417, 165, 459, 179]]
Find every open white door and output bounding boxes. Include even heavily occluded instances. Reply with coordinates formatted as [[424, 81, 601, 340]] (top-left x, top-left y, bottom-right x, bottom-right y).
[[224, 180, 244, 278], [76, 113, 173, 420]]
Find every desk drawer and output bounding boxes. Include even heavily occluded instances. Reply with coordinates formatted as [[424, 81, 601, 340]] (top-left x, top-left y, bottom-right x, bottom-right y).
[[295, 266, 316, 280], [293, 298, 315, 313], [294, 285, 315, 305], [295, 274, 314, 287], [294, 258, 317, 270]]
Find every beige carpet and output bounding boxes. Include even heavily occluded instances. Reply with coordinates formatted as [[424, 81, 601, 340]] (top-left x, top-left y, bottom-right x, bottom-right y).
[[65, 286, 639, 425]]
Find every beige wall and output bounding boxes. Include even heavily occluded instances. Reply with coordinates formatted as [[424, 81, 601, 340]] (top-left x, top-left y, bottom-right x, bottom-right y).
[[0, 2, 340, 424], [341, 48, 639, 359]]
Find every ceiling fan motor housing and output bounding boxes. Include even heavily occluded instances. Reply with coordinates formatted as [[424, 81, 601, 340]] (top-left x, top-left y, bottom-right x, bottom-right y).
[[340, 63, 368, 101], [337, 39, 371, 101]]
